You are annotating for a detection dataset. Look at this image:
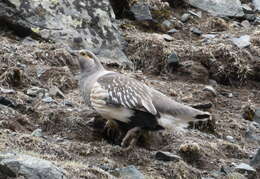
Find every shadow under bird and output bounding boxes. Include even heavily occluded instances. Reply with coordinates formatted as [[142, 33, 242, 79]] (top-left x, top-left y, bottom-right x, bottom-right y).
[[70, 49, 211, 148]]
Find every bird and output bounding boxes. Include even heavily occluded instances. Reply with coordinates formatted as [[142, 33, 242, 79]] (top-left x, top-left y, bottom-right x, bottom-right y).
[[70, 49, 211, 148]]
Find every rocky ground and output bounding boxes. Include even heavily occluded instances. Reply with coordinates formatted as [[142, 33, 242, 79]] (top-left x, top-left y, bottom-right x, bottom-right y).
[[0, 0, 260, 179]]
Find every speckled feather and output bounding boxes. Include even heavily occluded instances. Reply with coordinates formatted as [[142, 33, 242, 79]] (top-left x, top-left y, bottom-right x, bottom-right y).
[[95, 73, 157, 115]]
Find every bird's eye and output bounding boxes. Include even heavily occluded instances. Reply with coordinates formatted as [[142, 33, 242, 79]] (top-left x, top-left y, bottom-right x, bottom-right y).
[[80, 52, 86, 56]]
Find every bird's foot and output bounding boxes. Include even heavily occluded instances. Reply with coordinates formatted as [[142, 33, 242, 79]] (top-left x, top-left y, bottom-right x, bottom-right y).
[[104, 120, 120, 144], [121, 127, 142, 150]]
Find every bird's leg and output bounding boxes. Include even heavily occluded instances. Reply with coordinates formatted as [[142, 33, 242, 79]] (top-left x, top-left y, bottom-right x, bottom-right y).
[[104, 119, 120, 143], [121, 127, 142, 150]]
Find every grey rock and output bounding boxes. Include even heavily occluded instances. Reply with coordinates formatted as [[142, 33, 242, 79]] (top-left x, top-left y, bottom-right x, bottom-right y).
[[253, 0, 260, 11], [226, 135, 235, 142], [231, 35, 251, 48], [167, 52, 179, 65], [42, 96, 54, 103], [0, 152, 67, 179], [242, 4, 253, 13], [162, 20, 173, 29], [208, 79, 218, 87], [191, 102, 212, 110], [167, 28, 178, 34], [0, 0, 129, 65], [31, 128, 43, 137], [203, 85, 217, 96], [0, 88, 15, 94], [253, 108, 260, 124], [202, 34, 217, 39], [250, 148, 260, 169], [49, 86, 64, 99], [255, 16, 260, 24], [97, 47, 132, 67], [181, 13, 191, 22], [235, 163, 256, 178], [191, 27, 203, 35], [241, 20, 251, 28], [26, 86, 46, 97], [184, 0, 244, 17], [130, 3, 152, 21], [162, 34, 174, 41], [245, 122, 260, 142], [235, 163, 256, 172], [188, 10, 202, 18], [0, 96, 16, 108], [244, 14, 256, 21], [113, 165, 144, 179], [155, 151, 181, 161]]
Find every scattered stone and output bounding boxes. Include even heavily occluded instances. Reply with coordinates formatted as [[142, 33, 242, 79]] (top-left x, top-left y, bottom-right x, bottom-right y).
[[203, 85, 217, 96], [234, 163, 256, 178], [242, 4, 253, 13], [49, 86, 65, 99], [250, 148, 260, 169], [167, 28, 178, 34], [130, 3, 152, 21], [155, 151, 181, 162], [228, 93, 233, 98], [220, 165, 232, 175], [162, 20, 173, 29], [167, 52, 179, 66], [36, 67, 49, 78], [226, 136, 235, 142], [26, 86, 46, 97], [208, 79, 218, 87], [191, 27, 203, 35], [188, 10, 202, 18], [113, 165, 144, 179], [241, 20, 251, 28], [231, 35, 251, 48], [244, 14, 256, 21], [162, 34, 174, 41], [0, 88, 15, 94], [181, 13, 191, 22], [62, 101, 74, 107], [255, 16, 260, 24], [191, 102, 212, 110], [184, 0, 244, 17], [253, 108, 260, 124], [253, 0, 260, 11], [31, 128, 43, 137], [0, 96, 16, 108], [0, 152, 67, 179], [202, 34, 217, 39], [42, 96, 54, 103]]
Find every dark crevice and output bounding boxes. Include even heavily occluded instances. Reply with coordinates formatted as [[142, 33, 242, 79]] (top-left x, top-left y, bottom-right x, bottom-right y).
[[109, 0, 131, 19], [0, 18, 32, 37]]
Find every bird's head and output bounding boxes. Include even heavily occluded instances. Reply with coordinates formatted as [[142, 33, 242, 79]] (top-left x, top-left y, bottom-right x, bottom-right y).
[[69, 49, 104, 74]]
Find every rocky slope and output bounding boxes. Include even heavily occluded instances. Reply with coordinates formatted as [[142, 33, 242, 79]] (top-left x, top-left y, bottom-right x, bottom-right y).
[[0, 0, 260, 178]]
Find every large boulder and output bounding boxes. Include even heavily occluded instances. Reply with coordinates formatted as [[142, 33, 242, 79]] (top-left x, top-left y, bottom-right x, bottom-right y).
[[184, 0, 244, 17], [253, 0, 260, 11], [0, 152, 67, 179], [0, 0, 129, 65]]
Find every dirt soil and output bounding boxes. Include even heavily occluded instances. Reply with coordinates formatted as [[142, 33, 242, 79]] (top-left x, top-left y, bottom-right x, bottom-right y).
[[0, 3, 260, 179]]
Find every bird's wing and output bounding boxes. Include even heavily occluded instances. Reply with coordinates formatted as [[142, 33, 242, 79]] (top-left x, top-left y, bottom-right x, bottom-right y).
[[91, 73, 157, 115]]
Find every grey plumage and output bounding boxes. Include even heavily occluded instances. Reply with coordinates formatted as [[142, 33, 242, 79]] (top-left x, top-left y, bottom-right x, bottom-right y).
[[73, 49, 211, 131]]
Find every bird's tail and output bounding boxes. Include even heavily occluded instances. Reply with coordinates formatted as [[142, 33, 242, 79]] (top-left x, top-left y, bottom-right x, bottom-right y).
[[151, 90, 211, 130]]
